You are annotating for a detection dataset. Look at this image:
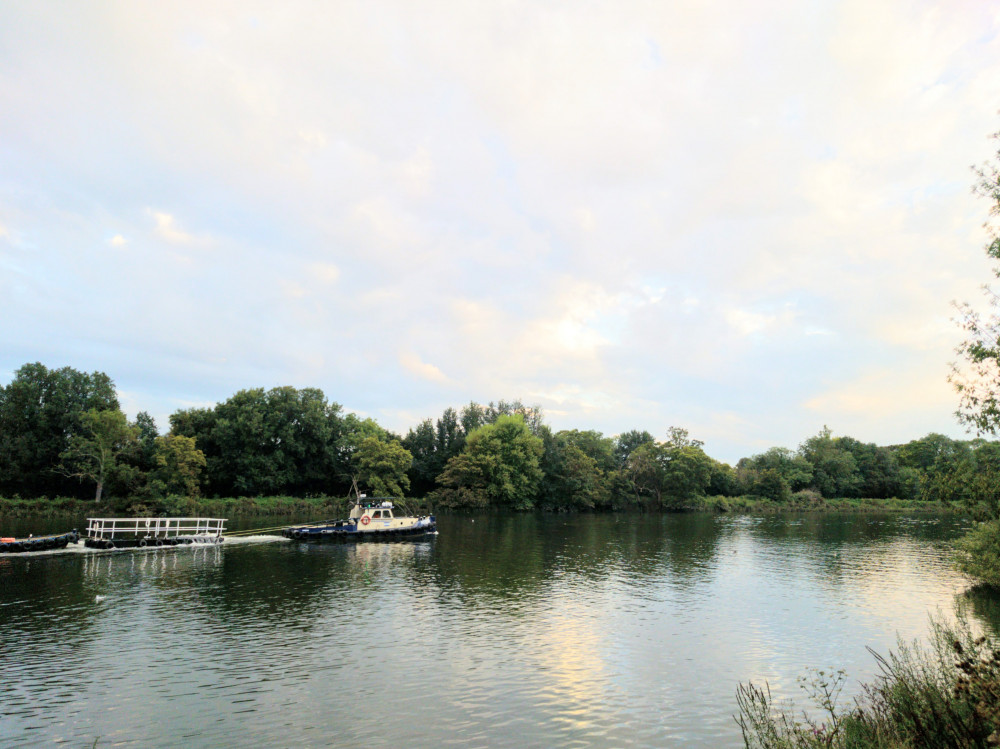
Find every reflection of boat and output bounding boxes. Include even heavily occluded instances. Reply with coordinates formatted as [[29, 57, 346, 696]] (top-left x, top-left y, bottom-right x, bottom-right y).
[[0, 530, 79, 554], [284, 498, 436, 542]]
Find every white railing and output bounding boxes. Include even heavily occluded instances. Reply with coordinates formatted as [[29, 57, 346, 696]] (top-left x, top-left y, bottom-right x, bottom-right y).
[[86, 517, 227, 540]]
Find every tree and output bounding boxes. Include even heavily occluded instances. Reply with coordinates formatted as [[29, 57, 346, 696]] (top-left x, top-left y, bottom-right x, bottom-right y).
[[171, 387, 344, 497], [153, 434, 207, 498], [799, 427, 862, 498], [953, 130, 1000, 434], [58, 408, 137, 502], [432, 414, 544, 509], [0, 363, 119, 498], [352, 437, 413, 498], [626, 428, 714, 508]]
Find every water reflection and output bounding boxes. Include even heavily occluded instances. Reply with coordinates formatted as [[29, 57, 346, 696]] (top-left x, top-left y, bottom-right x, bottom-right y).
[[0, 513, 980, 748]]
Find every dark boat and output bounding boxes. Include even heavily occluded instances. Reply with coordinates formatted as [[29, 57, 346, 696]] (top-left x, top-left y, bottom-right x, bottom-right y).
[[0, 530, 80, 554], [284, 498, 436, 542]]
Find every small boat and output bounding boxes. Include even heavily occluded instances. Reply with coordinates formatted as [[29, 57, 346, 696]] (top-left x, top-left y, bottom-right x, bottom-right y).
[[284, 498, 436, 542], [0, 530, 80, 554]]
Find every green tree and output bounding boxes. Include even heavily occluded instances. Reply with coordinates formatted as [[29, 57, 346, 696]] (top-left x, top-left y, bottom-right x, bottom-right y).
[[352, 436, 413, 498], [0, 362, 119, 498], [799, 427, 862, 498], [952, 130, 1000, 434], [58, 408, 137, 502], [171, 386, 344, 497], [153, 434, 207, 497], [432, 414, 544, 509], [627, 428, 714, 508]]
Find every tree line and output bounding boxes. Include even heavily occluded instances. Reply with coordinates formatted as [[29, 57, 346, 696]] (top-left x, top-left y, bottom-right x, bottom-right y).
[[0, 360, 995, 516]]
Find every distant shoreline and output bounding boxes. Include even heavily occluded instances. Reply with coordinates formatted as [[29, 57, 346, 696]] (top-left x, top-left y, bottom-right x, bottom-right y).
[[0, 494, 961, 519]]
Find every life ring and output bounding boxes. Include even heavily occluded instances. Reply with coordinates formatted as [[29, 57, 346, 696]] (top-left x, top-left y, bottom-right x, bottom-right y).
[[360, 516, 371, 526], [138, 539, 148, 548]]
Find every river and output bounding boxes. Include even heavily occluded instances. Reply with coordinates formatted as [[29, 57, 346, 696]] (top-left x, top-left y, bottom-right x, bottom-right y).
[[0, 512, 992, 747]]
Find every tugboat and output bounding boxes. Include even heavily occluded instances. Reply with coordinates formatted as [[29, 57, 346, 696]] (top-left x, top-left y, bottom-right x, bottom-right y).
[[0, 530, 79, 554], [284, 497, 436, 542]]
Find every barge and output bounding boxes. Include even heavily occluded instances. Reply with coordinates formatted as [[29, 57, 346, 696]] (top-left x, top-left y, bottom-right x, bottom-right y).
[[82, 517, 226, 550], [284, 498, 435, 542], [0, 530, 79, 554]]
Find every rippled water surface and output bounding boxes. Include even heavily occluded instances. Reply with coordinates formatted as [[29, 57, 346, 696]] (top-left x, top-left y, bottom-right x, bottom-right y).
[[1, 513, 993, 747]]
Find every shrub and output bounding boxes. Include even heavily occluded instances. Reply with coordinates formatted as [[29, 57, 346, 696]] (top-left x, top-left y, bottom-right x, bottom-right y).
[[736, 617, 1000, 748]]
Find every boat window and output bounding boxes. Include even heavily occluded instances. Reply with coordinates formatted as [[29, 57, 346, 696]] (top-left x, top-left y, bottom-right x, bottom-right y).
[[372, 510, 382, 518]]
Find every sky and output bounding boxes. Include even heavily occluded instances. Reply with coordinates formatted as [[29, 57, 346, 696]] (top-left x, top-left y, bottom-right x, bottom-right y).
[[2, 1, 1000, 464]]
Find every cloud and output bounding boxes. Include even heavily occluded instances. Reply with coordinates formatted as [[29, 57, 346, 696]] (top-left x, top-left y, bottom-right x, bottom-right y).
[[109, 234, 127, 247], [399, 351, 451, 385], [149, 210, 197, 245], [1, 1, 998, 462]]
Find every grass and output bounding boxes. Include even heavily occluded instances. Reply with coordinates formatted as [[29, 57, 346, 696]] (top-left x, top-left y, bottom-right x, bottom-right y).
[[693, 493, 959, 515], [736, 616, 1000, 748]]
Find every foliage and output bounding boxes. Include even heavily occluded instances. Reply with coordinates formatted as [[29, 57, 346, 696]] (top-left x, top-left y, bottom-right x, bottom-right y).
[[952, 130, 1000, 434], [152, 434, 207, 498], [736, 617, 1000, 748], [955, 520, 1000, 587], [57, 409, 138, 502], [0, 363, 119, 498], [431, 414, 544, 509], [626, 428, 714, 508], [535, 427, 614, 511], [352, 436, 413, 498], [170, 386, 344, 497], [799, 427, 862, 498]]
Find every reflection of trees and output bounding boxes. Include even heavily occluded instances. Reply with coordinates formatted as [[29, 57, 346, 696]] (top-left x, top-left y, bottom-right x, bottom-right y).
[[427, 513, 726, 606], [959, 584, 1000, 638]]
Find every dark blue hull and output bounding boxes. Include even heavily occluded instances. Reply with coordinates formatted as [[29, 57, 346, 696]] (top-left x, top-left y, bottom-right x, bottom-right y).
[[284, 517, 437, 542]]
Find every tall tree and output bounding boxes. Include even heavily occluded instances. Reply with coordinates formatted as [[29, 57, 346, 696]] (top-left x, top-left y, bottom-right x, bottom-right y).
[[352, 437, 413, 498], [432, 414, 544, 509], [0, 363, 119, 497], [953, 129, 1000, 433], [58, 408, 137, 502]]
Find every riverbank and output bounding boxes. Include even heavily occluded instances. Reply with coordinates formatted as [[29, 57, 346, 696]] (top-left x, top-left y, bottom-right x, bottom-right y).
[[0, 493, 960, 519]]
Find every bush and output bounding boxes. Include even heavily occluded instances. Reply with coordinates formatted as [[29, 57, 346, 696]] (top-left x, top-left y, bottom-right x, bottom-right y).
[[956, 520, 1000, 587]]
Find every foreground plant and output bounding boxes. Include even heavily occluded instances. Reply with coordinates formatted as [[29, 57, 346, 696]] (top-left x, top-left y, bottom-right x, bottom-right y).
[[736, 617, 1000, 748]]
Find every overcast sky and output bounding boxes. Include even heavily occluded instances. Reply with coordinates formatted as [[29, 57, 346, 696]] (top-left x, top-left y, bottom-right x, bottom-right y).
[[2, 1, 1000, 463]]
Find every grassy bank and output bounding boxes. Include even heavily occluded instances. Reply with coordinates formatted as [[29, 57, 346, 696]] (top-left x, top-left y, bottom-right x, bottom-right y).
[[692, 493, 961, 514]]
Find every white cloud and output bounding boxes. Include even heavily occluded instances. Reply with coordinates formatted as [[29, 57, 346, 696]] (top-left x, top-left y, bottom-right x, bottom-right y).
[[149, 210, 196, 245], [109, 234, 127, 247], [399, 351, 451, 385]]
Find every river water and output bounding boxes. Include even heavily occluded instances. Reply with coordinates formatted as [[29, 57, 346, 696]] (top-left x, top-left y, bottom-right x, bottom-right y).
[[0, 512, 993, 747]]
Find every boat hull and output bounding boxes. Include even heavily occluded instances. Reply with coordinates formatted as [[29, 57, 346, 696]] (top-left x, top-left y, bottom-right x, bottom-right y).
[[284, 516, 437, 542], [0, 530, 79, 554]]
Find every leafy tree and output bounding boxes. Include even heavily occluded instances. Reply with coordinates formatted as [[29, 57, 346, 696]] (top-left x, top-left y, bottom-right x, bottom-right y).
[[535, 427, 612, 511], [952, 129, 1000, 433], [613, 429, 655, 469], [627, 429, 714, 508], [171, 386, 344, 496], [432, 414, 544, 509], [0, 362, 119, 498], [737, 447, 814, 495], [799, 427, 862, 498], [352, 436, 413, 498], [402, 418, 440, 496], [58, 408, 137, 502], [153, 434, 206, 498]]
